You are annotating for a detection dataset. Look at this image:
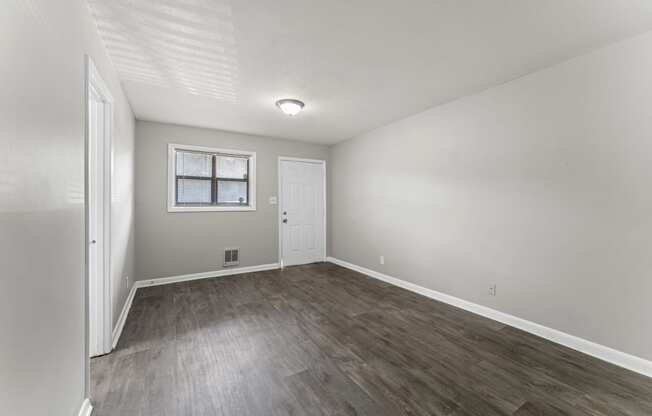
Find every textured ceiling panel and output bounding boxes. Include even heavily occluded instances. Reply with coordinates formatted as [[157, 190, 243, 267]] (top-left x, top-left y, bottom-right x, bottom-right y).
[[89, 0, 238, 101], [87, 1, 652, 144]]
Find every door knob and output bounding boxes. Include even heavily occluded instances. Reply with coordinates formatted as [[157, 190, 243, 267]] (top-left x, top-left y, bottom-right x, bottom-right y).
[[90, 240, 97, 244], [282, 219, 287, 223]]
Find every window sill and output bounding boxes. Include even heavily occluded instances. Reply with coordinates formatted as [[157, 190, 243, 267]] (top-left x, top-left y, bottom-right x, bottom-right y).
[[168, 205, 256, 213]]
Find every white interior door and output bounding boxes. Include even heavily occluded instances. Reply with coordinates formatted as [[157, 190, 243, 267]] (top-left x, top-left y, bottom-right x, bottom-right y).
[[280, 159, 325, 266], [88, 85, 106, 358]]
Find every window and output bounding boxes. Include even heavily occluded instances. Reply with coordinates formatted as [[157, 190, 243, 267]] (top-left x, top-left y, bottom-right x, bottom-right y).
[[168, 144, 256, 212]]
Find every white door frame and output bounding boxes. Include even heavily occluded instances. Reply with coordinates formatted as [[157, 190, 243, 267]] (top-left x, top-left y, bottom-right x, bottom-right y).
[[85, 55, 113, 357], [277, 156, 327, 268]]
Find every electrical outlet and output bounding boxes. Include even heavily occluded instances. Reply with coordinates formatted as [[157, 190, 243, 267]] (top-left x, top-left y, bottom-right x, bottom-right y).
[[379, 255, 385, 265], [489, 284, 497, 296]]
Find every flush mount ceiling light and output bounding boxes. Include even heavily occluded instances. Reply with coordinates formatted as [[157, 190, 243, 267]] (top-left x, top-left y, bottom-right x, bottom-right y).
[[276, 98, 305, 116]]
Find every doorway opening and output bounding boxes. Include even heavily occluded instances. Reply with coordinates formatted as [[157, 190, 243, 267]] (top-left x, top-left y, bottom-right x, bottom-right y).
[[86, 56, 113, 358]]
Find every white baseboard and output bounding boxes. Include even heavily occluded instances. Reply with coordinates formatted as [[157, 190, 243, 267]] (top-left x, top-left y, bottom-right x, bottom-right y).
[[112, 282, 138, 349], [77, 398, 93, 416], [327, 256, 652, 379], [135, 263, 281, 288]]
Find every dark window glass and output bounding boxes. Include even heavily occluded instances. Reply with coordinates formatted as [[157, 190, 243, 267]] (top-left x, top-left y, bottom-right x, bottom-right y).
[[175, 150, 250, 206]]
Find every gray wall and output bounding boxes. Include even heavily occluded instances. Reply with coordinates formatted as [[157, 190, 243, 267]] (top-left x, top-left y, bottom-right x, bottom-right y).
[[330, 32, 652, 361], [135, 121, 328, 281], [0, 1, 135, 415]]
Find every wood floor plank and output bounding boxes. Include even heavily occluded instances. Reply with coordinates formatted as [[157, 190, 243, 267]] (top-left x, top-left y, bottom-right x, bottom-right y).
[[91, 263, 652, 416]]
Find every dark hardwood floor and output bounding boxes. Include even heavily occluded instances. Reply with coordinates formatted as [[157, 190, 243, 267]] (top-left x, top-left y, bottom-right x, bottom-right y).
[[91, 263, 652, 415]]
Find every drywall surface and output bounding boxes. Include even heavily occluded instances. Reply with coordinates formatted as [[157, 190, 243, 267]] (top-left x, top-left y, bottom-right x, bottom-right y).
[[0, 1, 135, 415], [135, 121, 328, 281], [330, 32, 652, 361]]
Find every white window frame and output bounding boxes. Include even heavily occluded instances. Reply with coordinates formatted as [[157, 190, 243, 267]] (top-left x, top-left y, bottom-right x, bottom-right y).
[[167, 143, 256, 212]]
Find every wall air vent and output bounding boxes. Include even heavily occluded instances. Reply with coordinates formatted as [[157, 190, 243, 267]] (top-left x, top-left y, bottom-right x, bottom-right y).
[[224, 247, 239, 267]]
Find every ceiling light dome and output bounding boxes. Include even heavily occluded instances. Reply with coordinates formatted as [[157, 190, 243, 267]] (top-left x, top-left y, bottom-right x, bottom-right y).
[[276, 98, 305, 116]]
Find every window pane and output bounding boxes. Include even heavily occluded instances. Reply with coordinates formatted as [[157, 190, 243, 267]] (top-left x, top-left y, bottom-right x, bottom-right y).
[[176, 151, 212, 177], [217, 156, 247, 179], [217, 180, 247, 204], [177, 179, 211, 204]]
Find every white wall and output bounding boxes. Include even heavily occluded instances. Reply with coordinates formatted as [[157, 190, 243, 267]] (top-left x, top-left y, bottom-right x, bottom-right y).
[[135, 121, 328, 281], [0, 1, 135, 415], [330, 32, 652, 362]]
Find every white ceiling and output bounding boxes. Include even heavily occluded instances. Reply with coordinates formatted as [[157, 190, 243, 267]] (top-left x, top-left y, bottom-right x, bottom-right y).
[[88, 0, 652, 144]]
